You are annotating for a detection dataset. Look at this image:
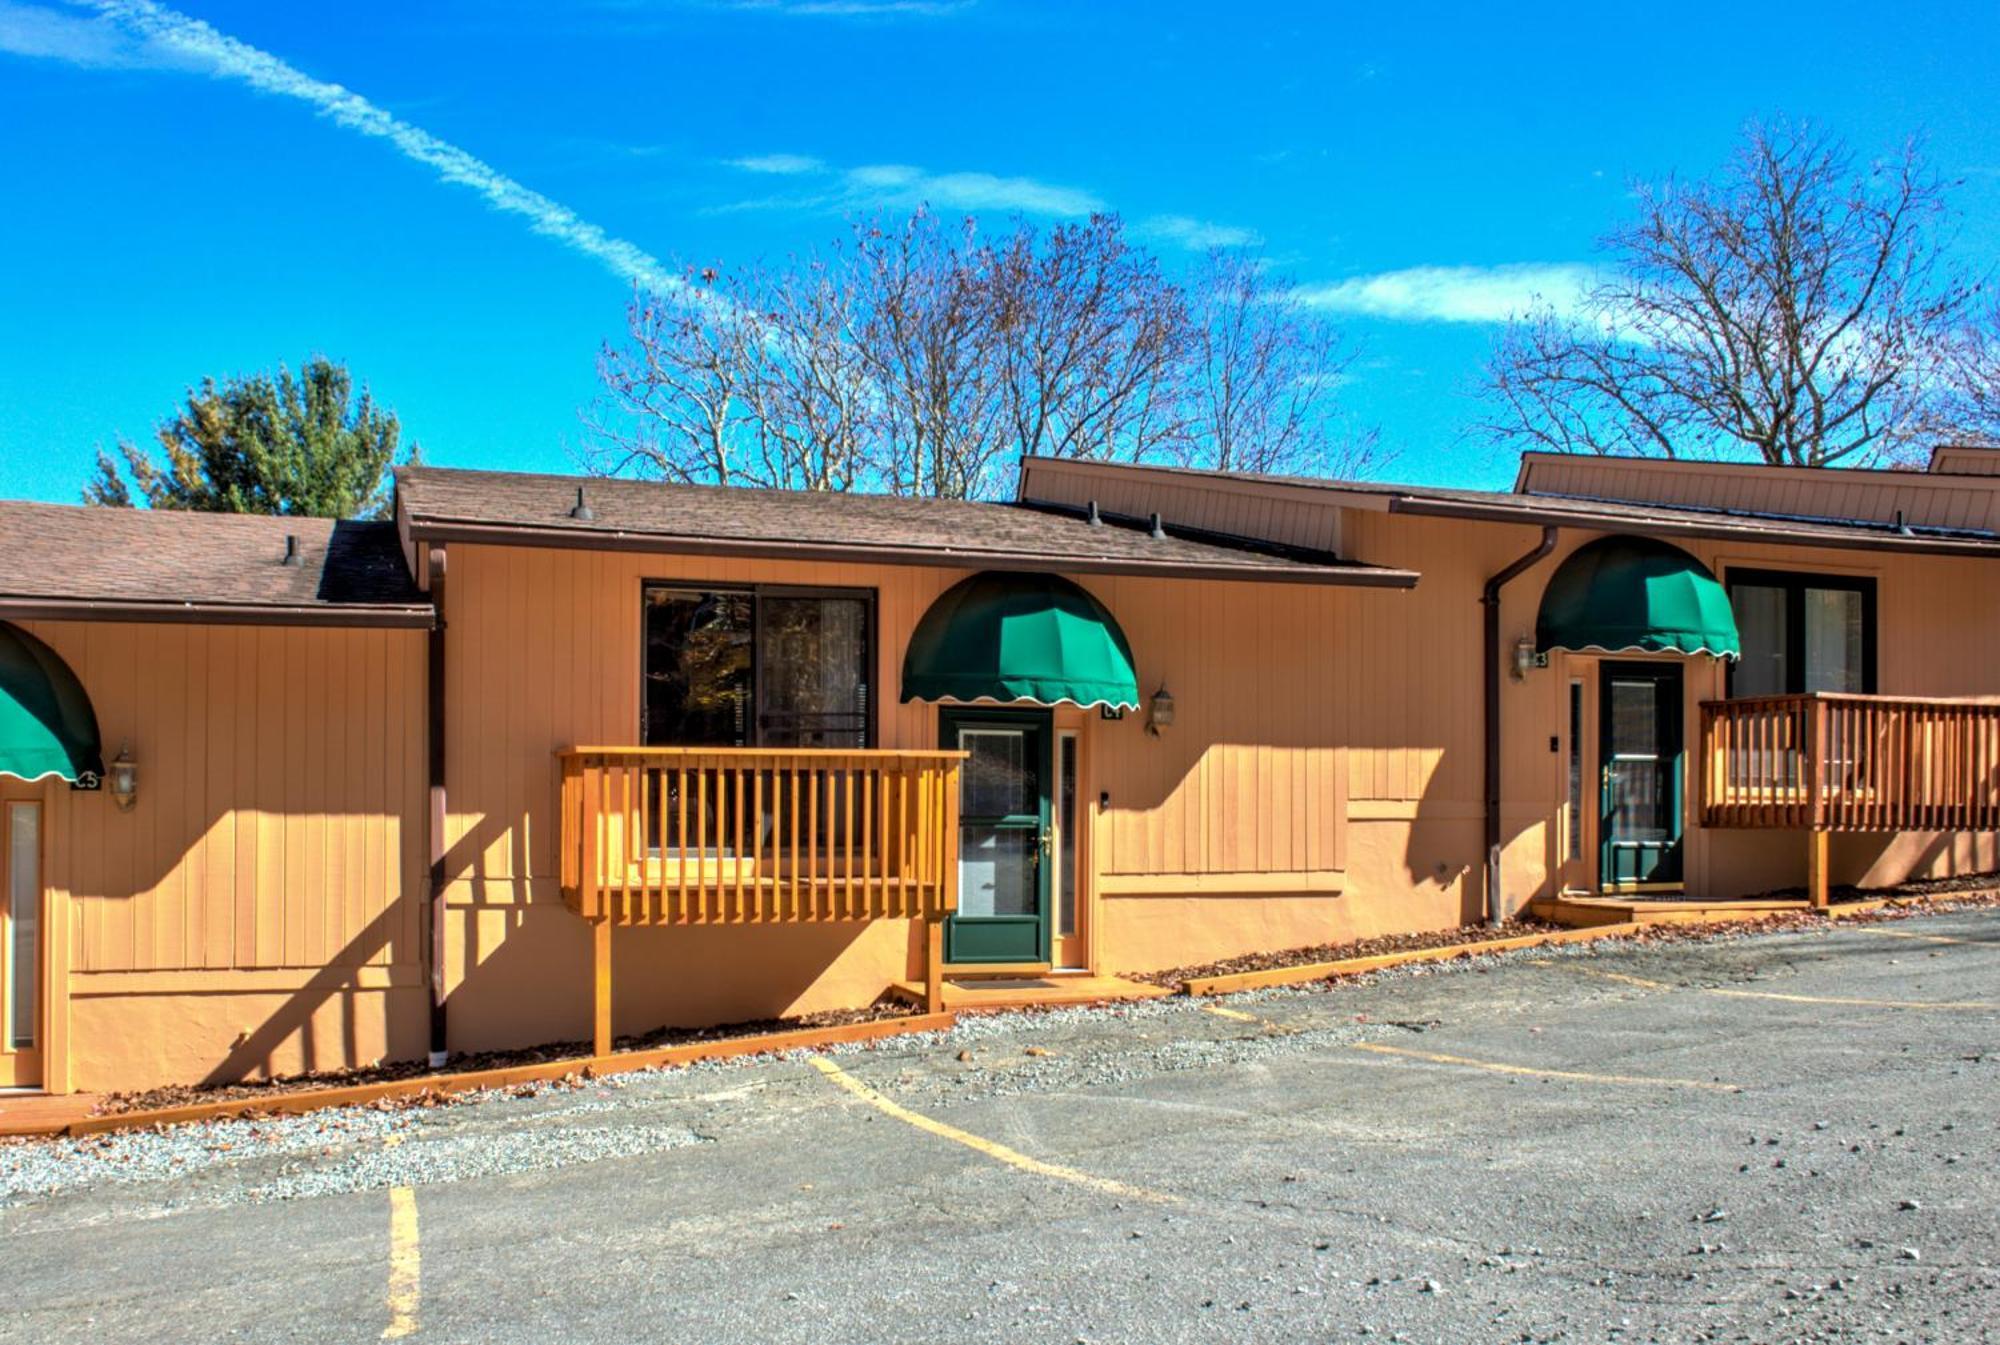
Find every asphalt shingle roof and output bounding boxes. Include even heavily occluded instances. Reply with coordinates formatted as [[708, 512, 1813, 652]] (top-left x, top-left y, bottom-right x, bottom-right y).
[[0, 501, 429, 620], [395, 466, 1416, 585]]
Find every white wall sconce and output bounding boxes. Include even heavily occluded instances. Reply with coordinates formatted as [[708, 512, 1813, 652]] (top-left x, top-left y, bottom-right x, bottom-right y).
[[1147, 683, 1175, 736], [108, 741, 138, 812], [1510, 636, 1546, 680]]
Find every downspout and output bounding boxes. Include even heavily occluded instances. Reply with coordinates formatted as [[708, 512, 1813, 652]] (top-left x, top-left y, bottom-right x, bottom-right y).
[[425, 544, 449, 1067], [1481, 526, 1558, 928]]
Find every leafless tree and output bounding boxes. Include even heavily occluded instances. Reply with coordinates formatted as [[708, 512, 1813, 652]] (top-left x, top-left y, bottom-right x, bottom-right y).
[[1929, 297, 2000, 450], [588, 271, 768, 487], [1178, 249, 1383, 477], [1481, 120, 1981, 466], [590, 208, 1383, 498], [849, 211, 1011, 499], [986, 216, 1189, 468]]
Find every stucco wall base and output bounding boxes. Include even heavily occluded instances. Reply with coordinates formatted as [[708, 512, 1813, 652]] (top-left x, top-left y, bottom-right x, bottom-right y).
[[68, 983, 430, 1095], [1701, 829, 2000, 899], [443, 904, 919, 1054]]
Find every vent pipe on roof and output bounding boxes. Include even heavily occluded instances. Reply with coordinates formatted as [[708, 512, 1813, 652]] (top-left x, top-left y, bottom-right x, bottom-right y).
[[571, 487, 595, 522], [282, 534, 300, 566], [1895, 509, 1912, 536], [1086, 500, 1104, 527], [1149, 512, 1166, 540]]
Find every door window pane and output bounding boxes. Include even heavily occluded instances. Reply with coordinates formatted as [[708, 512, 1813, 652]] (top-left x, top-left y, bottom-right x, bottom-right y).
[[1057, 734, 1078, 935], [643, 589, 752, 746], [962, 730, 1036, 818], [759, 596, 869, 748], [1609, 679, 1658, 758], [1731, 584, 1788, 697], [8, 804, 37, 1050], [1804, 588, 1865, 693], [959, 826, 1037, 917], [1566, 682, 1584, 862]]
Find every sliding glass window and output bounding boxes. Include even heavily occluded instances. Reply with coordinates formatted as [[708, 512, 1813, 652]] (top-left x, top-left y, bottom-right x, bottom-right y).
[[1726, 569, 1876, 698], [641, 584, 874, 748]]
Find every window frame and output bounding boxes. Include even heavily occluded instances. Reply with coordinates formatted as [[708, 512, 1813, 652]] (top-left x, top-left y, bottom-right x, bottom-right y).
[[1723, 567, 1878, 698], [639, 579, 879, 749]]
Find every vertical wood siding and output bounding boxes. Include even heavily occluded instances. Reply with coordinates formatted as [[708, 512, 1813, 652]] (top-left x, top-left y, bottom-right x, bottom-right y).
[[440, 545, 1355, 920], [24, 620, 425, 976], [1517, 455, 2000, 534]]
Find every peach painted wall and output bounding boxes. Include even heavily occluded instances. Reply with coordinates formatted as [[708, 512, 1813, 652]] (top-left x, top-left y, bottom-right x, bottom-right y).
[[18, 619, 427, 1093], [434, 541, 1384, 1040]]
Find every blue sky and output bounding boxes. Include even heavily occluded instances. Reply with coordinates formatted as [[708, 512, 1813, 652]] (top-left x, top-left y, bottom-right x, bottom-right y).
[[3, 0, 1997, 505]]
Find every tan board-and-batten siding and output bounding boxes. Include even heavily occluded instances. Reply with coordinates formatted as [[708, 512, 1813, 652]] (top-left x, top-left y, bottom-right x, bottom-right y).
[[433, 541, 1364, 1042], [17, 619, 427, 1092]]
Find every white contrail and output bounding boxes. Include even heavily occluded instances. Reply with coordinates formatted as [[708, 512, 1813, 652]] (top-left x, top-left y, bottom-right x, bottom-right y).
[[78, 0, 677, 292]]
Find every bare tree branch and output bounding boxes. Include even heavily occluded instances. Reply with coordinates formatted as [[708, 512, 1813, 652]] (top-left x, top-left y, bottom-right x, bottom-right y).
[[1480, 119, 1982, 466]]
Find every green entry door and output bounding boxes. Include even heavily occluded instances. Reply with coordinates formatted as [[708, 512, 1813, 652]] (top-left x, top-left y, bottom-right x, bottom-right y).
[[1599, 662, 1685, 889], [942, 708, 1052, 965]]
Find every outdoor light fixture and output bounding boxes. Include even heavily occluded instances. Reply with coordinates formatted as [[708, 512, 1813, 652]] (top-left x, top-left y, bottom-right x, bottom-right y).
[[1147, 683, 1175, 735], [108, 741, 137, 812], [1510, 635, 1543, 680]]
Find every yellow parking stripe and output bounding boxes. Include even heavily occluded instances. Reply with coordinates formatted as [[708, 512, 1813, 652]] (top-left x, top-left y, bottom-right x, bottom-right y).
[[1547, 961, 1994, 1010], [1848, 927, 1979, 946], [382, 1187, 420, 1340], [1702, 987, 1996, 1010], [809, 1056, 1175, 1203], [1201, 1004, 1261, 1023], [1349, 1041, 1740, 1091]]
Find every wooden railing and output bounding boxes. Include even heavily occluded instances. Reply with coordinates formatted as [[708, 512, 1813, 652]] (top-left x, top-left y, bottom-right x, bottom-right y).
[[558, 747, 965, 926], [1701, 694, 2000, 832]]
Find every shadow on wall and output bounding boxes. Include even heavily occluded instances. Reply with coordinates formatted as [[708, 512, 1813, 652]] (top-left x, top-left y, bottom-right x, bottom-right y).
[[444, 801, 892, 1052], [199, 901, 427, 1086]]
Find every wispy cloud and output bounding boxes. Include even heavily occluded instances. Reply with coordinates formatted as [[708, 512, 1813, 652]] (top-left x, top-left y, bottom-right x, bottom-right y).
[[719, 152, 1106, 217], [728, 152, 827, 175], [1139, 214, 1262, 251], [6, 0, 673, 291], [719, 0, 972, 16], [0, 0, 173, 66], [1292, 263, 1595, 323]]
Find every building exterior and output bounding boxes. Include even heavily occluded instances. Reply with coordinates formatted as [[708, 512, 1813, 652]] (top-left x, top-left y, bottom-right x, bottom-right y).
[[3, 449, 1997, 1095]]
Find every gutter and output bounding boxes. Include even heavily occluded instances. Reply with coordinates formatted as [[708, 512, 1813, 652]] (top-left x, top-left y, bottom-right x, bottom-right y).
[[1482, 526, 1559, 928], [425, 545, 449, 1067], [1387, 497, 2000, 561], [0, 597, 435, 629]]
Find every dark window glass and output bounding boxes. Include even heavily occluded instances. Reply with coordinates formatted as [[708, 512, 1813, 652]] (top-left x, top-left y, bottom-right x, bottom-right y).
[[758, 596, 870, 748], [1727, 571, 1875, 697], [1731, 584, 1789, 698], [642, 589, 752, 746], [1803, 588, 1866, 693]]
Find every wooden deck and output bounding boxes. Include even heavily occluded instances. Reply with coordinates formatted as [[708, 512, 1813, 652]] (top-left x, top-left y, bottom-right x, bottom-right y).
[[886, 975, 1172, 1011], [1701, 693, 2000, 833]]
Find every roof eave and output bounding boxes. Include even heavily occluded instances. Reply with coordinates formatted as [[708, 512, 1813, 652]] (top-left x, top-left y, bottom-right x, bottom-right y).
[[1384, 497, 2000, 559], [404, 517, 1420, 588], [0, 596, 437, 629]]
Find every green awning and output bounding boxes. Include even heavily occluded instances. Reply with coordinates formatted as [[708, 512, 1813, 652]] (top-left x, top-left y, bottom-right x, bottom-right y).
[[902, 571, 1141, 710], [1536, 535, 1740, 658], [0, 621, 104, 784]]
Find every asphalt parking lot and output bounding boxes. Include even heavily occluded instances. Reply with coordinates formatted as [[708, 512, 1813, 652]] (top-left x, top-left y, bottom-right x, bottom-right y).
[[3, 910, 1997, 1344]]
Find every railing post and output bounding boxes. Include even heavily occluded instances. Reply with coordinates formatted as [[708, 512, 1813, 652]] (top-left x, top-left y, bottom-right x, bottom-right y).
[[1806, 696, 1826, 832], [593, 914, 613, 1057], [1807, 828, 1831, 912]]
